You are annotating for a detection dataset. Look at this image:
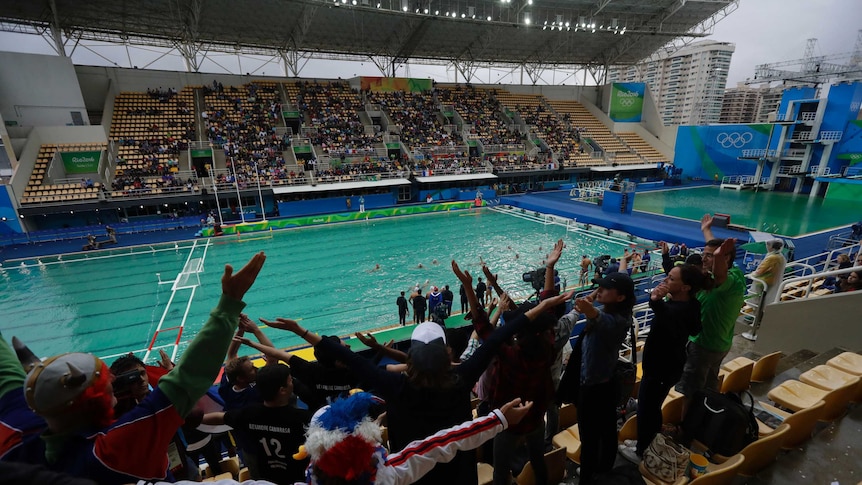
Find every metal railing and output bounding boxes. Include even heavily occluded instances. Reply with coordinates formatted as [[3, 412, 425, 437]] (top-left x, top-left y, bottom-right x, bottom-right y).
[[315, 171, 407, 184], [774, 264, 862, 303], [800, 112, 817, 121], [791, 130, 816, 141], [809, 166, 831, 177], [483, 144, 526, 153], [793, 241, 861, 273], [778, 165, 805, 175], [819, 130, 843, 141], [412, 166, 492, 176], [741, 148, 777, 158]]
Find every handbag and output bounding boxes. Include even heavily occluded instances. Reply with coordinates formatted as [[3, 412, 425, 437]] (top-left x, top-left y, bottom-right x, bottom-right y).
[[613, 322, 638, 407], [642, 433, 690, 483], [556, 331, 584, 404], [682, 389, 759, 456]]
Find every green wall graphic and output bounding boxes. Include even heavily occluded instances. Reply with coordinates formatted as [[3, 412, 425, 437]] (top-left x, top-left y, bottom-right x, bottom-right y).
[[609, 83, 645, 122], [60, 151, 100, 174]]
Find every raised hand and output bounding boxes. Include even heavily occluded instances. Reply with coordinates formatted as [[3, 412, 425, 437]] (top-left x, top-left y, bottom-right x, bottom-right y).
[[354, 332, 381, 349], [158, 349, 174, 371], [233, 335, 251, 345], [659, 241, 669, 255], [715, 237, 736, 256], [651, 281, 670, 301], [547, 238, 565, 267], [500, 398, 534, 426], [526, 290, 574, 321], [222, 252, 266, 301], [238, 313, 257, 333], [700, 214, 714, 232], [481, 265, 500, 288], [498, 292, 513, 312], [574, 297, 599, 319], [451, 260, 473, 286], [260, 317, 301, 334]]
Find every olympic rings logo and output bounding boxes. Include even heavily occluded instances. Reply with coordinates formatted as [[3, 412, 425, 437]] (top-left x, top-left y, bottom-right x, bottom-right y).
[[716, 132, 753, 148], [619, 98, 635, 107]]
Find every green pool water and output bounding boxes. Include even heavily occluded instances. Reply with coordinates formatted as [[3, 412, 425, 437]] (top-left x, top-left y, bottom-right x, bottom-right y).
[[0, 210, 633, 362], [633, 186, 858, 236]]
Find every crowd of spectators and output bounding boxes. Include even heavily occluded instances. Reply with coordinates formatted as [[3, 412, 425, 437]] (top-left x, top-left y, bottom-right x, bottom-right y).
[[485, 153, 555, 171], [367, 91, 453, 148], [111, 172, 196, 196], [291, 81, 382, 155], [112, 87, 195, 180], [204, 82, 290, 184], [437, 85, 523, 146], [315, 158, 405, 183], [411, 154, 486, 176]]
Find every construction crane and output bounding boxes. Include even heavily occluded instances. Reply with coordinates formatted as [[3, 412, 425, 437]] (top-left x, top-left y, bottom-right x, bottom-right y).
[[746, 30, 862, 85]]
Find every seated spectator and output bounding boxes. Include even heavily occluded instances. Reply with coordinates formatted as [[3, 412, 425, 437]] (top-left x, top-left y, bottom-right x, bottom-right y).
[[837, 269, 862, 293]]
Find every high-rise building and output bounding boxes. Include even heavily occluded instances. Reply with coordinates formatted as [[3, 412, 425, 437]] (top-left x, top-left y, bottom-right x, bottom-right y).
[[720, 83, 764, 123], [719, 83, 789, 124], [755, 87, 785, 123], [608, 40, 735, 126]]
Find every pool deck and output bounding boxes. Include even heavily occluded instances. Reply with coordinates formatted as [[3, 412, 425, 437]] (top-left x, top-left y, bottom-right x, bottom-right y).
[[501, 189, 846, 260], [501, 191, 742, 247]]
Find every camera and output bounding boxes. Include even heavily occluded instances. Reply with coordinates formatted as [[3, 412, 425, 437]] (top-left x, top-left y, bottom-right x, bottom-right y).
[[593, 254, 611, 271], [112, 369, 145, 398], [523, 267, 558, 292]]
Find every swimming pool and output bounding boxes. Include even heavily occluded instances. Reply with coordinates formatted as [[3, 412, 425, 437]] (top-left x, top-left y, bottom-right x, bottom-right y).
[[0, 209, 635, 362], [632, 186, 858, 237]]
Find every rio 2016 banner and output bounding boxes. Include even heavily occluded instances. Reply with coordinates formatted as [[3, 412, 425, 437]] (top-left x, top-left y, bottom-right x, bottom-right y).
[[609, 82, 645, 122], [361, 77, 433, 93], [60, 151, 101, 174]]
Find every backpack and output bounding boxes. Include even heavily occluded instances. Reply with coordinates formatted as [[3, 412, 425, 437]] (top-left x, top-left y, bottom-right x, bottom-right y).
[[682, 389, 758, 456]]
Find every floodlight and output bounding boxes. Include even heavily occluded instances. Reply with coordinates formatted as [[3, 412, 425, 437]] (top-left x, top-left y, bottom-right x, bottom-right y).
[[524, 15, 531, 25], [487, 15, 492, 20]]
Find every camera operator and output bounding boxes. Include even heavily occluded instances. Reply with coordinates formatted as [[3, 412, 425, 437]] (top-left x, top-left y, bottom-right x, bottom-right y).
[[110, 354, 151, 417], [110, 354, 203, 481]]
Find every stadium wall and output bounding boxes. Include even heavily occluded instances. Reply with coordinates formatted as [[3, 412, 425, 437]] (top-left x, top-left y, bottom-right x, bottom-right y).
[[672, 123, 772, 180], [0, 185, 24, 234], [0, 52, 88, 128]]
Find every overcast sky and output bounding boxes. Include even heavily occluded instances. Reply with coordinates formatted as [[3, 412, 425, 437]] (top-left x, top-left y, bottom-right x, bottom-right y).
[[711, 0, 861, 86], [0, 0, 860, 85]]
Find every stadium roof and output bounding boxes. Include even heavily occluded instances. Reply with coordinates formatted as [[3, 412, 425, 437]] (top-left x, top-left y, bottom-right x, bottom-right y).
[[0, 0, 737, 71]]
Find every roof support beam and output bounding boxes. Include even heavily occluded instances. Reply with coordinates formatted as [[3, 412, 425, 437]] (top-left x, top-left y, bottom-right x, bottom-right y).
[[170, 0, 204, 72], [590, 0, 614, 18], [280, 49, 312, 77], [48, 0, 66, 56], [452, 59, 480, 83]]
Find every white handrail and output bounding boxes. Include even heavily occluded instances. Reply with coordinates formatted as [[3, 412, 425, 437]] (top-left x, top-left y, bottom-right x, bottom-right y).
[[792, 242, 861, 273], [774, 264, 862, 303]]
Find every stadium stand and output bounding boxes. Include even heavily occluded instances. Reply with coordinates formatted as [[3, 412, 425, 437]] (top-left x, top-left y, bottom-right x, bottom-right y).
[[111, 88, 195, 178], [617, 132, 670, 164], [19, 143, 106, 204], [547, 100, 643, 166], [437, 85, 522, 146], [285, 80, 380, 156], [366, 90, 452, 148]]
